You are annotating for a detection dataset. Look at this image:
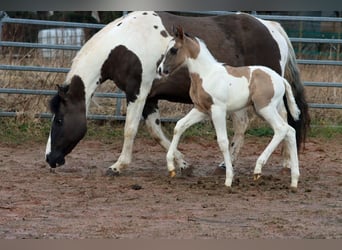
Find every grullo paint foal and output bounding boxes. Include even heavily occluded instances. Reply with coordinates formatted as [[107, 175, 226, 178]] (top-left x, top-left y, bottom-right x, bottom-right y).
[[158, 27, 301, 188]]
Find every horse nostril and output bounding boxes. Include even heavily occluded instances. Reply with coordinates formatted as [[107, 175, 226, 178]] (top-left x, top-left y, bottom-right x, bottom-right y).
[[158, 67, 162, 75]]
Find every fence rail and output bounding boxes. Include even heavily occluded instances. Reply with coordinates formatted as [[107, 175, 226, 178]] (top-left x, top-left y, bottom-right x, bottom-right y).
[[1, 11, 341, 120]]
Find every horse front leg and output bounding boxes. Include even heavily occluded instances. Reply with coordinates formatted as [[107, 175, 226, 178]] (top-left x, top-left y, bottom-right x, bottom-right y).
[[143, 100, 188, 170], [167, 108, 207, 177], [211, 105, 234, 187], [107, 83, 150, 175]]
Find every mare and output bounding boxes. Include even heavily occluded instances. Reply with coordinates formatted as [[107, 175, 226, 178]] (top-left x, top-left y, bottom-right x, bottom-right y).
[[45, 11, 309, 176], [158, 27, 301, 188]]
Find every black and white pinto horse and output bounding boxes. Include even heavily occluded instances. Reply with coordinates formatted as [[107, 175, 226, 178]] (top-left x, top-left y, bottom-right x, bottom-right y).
[[45, 11, 309, 176], [158, 27, 301, 188]]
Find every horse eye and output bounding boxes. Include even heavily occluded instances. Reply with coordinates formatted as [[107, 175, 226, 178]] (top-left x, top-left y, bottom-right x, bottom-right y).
[[55, 118, 63, 126], [170, 47, 178, 55]]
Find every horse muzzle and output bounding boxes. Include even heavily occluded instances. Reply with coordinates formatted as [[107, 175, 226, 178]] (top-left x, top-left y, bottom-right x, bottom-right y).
[[157, 66, 170, 78], [46, 153, 65, 168]]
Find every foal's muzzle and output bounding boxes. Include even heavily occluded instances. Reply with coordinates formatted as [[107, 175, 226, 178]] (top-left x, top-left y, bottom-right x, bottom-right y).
[[157, 65, 169, 78]]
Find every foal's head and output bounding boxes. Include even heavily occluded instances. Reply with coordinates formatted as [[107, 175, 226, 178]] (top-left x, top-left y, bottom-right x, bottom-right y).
[[45, 75, 87, 168], [158, 26, 199, 77]]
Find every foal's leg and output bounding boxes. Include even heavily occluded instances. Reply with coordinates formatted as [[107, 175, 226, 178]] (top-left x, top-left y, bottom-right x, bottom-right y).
[[167, 108, 207, 176], [211, 105, 234, 187], [230, 108, 250, 165], [217, 108, 249, 168], [253, 106, 289, 180], [144, 107, 188, 169], [278, 102, 292, 171]]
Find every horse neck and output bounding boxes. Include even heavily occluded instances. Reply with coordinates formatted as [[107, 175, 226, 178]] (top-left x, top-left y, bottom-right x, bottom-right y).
[[186, 39, 219, 75]]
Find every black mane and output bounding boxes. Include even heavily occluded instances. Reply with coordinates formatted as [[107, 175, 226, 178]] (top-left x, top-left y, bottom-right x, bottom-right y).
[[49, 94, 62, 114]]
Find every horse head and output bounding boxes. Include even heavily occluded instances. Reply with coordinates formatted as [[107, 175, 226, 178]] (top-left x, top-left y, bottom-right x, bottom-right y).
[[157, 26, 200, 78], [45, 75, 87, 168], [158, 26, 187, 77]]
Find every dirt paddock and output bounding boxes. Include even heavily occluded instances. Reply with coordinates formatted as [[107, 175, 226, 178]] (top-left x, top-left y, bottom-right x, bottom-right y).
[[0, 135, 341, 239]]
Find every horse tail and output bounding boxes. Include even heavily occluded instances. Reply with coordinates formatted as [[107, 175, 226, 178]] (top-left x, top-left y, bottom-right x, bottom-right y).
[[283, 78, 301, 121], [277, 24, 310, 151]]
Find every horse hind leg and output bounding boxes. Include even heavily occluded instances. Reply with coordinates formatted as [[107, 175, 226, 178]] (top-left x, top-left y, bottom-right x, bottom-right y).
[[218, 108, 249, 169], [284, 126, 300, 188], [230, 108, 249, 165], [276, 102, 300, 188], [253, 106, 289, 181], [278, 101, 292, 173], [143, 105, 189, 170]]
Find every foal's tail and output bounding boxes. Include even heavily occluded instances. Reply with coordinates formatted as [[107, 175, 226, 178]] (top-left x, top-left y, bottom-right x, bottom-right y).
[[283, 78, 301, 121], [276, 24, 310, 151]]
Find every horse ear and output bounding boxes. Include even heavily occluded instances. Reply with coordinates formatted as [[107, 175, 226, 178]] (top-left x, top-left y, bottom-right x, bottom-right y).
[[171, 25, 177, 36], [67, 75, 85, 101], [57, 84, 68, 100], [176, 25, 184, 40]]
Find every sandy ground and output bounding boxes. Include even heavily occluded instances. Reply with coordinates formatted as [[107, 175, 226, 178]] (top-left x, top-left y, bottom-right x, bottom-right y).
[[0, 134, 341, 239]]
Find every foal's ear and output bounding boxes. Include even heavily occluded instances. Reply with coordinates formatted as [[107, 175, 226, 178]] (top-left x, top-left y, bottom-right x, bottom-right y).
[[175, 25, 184, 40]]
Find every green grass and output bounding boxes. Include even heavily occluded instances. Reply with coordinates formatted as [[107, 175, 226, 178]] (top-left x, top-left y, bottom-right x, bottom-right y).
[[308, 125, 342, 139], [0, 118, 341, 145]]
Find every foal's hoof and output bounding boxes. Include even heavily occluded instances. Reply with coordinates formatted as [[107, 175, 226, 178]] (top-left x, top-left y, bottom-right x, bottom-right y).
[[169, 170, 176, 178], [105, 168, 120, 177], [254, 173, 262, 181], [180, 165, 193, 176]]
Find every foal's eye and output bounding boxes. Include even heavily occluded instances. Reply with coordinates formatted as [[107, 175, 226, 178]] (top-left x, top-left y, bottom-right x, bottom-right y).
[[170, 47, 178, 55]]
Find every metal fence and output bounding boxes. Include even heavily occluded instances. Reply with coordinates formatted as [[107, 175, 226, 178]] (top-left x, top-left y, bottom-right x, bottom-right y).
[[0, 11, 341, 121]]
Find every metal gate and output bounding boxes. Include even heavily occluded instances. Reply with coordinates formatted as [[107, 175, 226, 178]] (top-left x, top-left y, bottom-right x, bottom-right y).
[[1, 11, 341, 121]]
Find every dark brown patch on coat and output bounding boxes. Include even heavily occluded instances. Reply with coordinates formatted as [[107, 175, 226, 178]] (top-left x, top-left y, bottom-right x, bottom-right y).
[[100, 45, 142, 103], [157, 12, 281, 72], [152, 12, 282, 108], [189, 73, 213, 113], [249, 69, 275, 111]]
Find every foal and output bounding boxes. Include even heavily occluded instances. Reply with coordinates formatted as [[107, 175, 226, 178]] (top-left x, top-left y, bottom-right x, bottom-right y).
[[158, 27, 301, 188]]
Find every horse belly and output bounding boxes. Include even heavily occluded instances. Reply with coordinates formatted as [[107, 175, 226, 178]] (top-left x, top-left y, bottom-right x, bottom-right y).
[[225, 86, 250, 112], [205, 76, 250, 112]]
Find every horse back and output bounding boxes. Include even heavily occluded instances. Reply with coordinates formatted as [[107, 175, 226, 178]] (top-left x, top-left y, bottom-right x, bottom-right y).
[[157, 12, 282, 73]]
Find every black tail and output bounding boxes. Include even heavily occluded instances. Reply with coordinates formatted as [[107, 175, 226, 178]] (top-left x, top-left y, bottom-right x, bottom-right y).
[[282, 30, 311, 152]]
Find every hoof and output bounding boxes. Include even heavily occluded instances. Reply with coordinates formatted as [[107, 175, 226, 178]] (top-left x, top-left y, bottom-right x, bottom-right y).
[[226, 186, 233, 193], [169, 170, 176, 178], [180, 165, 193, 176], [105, 168, 120, 177], [254, 173, 262, 181], [290, 186, 298, 193], [218, 162, 226, 169]]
